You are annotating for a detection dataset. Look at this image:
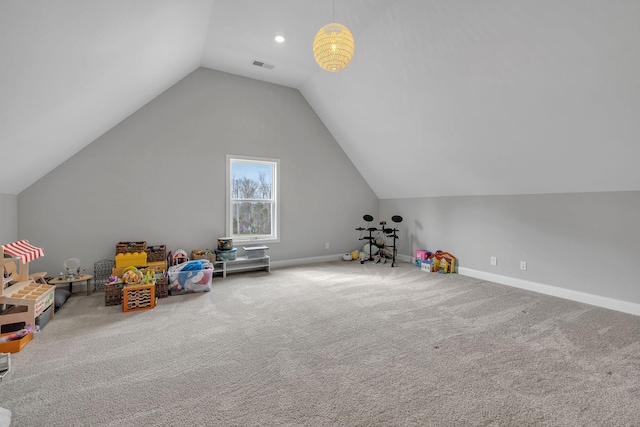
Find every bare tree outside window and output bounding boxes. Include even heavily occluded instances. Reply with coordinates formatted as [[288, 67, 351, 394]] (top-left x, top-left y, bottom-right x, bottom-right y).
[[229, 158, 278, 241]]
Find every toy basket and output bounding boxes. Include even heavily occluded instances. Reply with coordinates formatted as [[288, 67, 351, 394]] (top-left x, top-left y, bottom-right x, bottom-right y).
[[155, 276, 168, 299], [145, 245, 166, 263], [104, 283, 122, 306], [116, 241, 147, 255]]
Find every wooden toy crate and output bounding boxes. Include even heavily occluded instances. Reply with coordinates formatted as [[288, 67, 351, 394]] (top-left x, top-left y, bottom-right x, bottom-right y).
[[116, 241, 147, 255], [155, 276, 168, 299], [145, 245, 166, 263], [123, 283, 156, 312], [0, 281, 55, 330], [105, 283, 122, 306]]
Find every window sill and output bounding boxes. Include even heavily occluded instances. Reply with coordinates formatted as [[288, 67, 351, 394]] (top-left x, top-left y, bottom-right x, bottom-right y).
[[233, 237, 279, 245]]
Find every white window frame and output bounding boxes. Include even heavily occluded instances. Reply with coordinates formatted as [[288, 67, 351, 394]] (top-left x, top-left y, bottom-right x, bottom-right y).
[[226, 154, 280, 244]]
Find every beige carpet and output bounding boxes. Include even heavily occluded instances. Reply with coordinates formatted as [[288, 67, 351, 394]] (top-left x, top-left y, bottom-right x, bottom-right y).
[[1, 261, 639, 426]]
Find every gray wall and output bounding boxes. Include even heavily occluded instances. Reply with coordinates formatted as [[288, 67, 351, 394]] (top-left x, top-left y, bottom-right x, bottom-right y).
[[381, 191, 640, 304], [0, 193, 17, 246], [18, 68, 378, 276]]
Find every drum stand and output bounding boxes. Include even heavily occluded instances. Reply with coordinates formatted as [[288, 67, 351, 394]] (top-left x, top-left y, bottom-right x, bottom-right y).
[[355, 215, 402, 266], [387, 215, 403, 267], [356, 215, 376, 264], [386, 227, 399, 267]]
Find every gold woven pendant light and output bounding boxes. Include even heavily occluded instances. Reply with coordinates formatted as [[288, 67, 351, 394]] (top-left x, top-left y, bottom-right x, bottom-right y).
[[313, 1, 354, 72]]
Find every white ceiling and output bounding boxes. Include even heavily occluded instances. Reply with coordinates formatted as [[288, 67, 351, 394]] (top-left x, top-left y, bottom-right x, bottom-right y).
[[2, 0, 640, 198]]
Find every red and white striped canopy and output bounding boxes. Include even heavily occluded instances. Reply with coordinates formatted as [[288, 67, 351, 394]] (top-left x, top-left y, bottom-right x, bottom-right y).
[[2, 240, 44, 264]]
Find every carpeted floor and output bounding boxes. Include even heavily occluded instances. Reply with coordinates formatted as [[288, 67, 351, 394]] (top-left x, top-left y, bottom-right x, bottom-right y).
[[1, 261, 639, 426]]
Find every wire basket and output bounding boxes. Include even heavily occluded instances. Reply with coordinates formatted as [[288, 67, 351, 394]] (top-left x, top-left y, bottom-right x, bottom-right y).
[[93, 259, 115, 292]]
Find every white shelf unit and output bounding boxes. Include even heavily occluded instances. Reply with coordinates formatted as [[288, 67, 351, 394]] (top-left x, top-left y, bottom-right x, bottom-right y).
[[213, 256, 270, 278]]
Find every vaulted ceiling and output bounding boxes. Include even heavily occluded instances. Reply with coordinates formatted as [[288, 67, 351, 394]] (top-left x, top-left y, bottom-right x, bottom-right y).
[[2, 0, 639, 198]]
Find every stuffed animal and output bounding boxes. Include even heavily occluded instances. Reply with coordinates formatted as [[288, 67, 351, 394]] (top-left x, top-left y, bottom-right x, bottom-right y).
[[121, 268, 144, 284], [379, 247, 393, 259], [362, 244, 379, 255]]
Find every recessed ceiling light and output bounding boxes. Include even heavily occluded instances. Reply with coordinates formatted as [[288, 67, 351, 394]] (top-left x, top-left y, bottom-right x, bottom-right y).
[[274, 34, 286, 43]]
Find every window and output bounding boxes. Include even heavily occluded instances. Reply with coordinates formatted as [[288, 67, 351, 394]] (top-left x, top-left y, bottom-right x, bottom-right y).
[[226, 155, 279, 243]]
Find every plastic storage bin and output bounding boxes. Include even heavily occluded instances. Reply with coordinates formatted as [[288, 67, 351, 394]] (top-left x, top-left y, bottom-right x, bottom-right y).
[[216, 248, 238, 261], [243, 245, 269, 259], [168, 260, 213, 295]]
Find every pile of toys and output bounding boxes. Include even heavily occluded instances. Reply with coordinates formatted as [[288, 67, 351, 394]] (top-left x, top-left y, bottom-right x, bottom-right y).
[[415, 250, 456, 274], [342, 241, 392, 264]]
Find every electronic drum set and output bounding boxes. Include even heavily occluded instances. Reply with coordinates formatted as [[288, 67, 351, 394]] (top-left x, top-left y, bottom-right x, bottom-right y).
[[355, 214, 403, 267]]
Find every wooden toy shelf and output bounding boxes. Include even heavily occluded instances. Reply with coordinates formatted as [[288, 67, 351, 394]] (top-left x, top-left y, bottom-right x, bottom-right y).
[[1, 240, 54, 329], [0, 280, 55, 327]]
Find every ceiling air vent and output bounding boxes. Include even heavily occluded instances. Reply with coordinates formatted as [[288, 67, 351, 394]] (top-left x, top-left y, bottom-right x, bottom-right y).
[[252, 60, 274, 70]]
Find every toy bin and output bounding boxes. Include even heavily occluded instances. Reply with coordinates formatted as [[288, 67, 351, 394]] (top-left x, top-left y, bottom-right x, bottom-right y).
[[155, 276, 168, 298], [167, 261, 213, 295], [217, 237, 233, 251], [243, 245, 269, 259], [215, 248, 238, 261], [35, 305, 52, 330], [116, 241, 147, 254], [0, 331, 33, 353], [145, 245, 166, 263], [191, 249, 216, 263], [105, 283, 123, 306], [115, 252, 148, 268]]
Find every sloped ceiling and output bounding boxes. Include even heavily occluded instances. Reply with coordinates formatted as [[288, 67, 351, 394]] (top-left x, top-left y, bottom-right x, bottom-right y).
[[2, 0, 639, 198]]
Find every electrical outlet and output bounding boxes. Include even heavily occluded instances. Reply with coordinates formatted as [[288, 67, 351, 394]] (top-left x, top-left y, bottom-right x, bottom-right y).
[[490, 256, 497, 266], [325, 242, 330, 250], [520, 261, 527, 271]]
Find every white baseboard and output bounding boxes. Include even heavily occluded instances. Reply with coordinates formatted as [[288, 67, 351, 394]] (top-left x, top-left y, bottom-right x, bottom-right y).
[[272, 255, 640, 316], [458, 267, 640, 317], [397, 254, 412, 263]]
